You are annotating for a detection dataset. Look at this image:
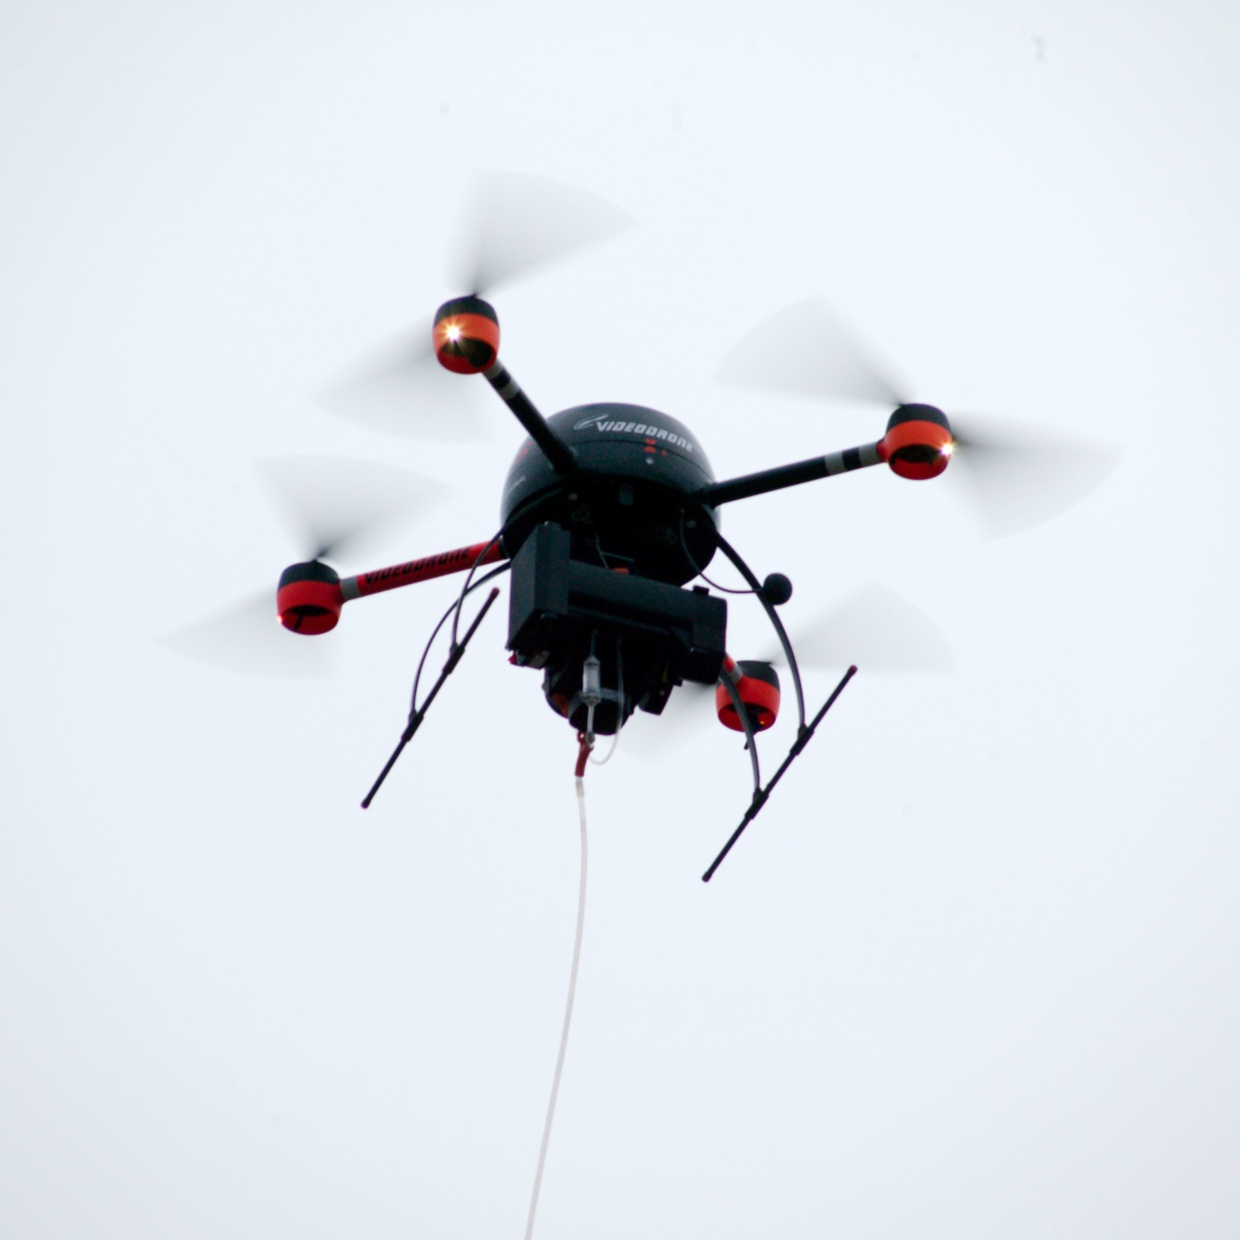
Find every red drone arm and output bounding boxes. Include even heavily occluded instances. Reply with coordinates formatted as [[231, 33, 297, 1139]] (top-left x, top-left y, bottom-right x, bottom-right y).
[[342, 539, 506, 600], [277, 539, 507, 635]]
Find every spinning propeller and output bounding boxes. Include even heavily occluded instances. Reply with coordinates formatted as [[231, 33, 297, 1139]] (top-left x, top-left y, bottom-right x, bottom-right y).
[[763, 582, 954, 675], [319, 171, 634, 441], [161, 456, 444, 678], [716, 296, 1120, 537], [626, 580, 953, 758]]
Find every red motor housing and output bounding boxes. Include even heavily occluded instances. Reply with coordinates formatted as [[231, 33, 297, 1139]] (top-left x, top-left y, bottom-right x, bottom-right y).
[[277, 561, 343, 635], [716, 659, 781, 733], [433, 295, 500, 374], [879, 403, 953, 480]]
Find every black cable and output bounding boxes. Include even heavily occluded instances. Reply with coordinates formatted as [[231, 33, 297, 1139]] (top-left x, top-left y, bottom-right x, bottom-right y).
[[677, 513, 755, 596], [711, 530, 807, 732], [361, 587, 502, 809], [411, 562, 511, 712], [717, 663, 762, 796], [449, 530, 506, 650]]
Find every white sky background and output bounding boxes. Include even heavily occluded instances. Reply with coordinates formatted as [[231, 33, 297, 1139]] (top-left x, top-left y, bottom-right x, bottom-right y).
[[3, 2, 1239, 1236]]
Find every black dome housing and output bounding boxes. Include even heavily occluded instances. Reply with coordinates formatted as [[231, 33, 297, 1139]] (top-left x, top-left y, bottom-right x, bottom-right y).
[[501, 403, 721, 584]]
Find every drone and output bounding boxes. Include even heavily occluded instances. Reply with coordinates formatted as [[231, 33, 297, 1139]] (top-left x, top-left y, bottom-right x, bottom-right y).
[[179, 174, 1116, 881]]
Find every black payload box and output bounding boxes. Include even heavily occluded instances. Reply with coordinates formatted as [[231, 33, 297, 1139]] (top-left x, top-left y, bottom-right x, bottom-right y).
[[507, 523, 726, 687]]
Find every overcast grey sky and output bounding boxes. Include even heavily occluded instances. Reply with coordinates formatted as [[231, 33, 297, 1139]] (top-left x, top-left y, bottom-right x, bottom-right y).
[[3, 3, 1239, 1237]]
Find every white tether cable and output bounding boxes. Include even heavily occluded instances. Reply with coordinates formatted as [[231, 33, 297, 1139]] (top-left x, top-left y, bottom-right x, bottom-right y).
[[523, 770, 590, 1240]]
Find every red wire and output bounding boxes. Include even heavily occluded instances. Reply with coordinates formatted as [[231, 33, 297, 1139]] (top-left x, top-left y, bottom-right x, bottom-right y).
[[574, 732, 591, 778]]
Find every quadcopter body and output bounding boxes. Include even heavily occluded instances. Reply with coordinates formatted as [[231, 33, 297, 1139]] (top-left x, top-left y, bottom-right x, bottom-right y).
[[174, 173, 1115, 877], [275, 294, 954, 826]]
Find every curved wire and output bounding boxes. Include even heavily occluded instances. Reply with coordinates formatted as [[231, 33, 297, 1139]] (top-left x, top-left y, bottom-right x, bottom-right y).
[[677, 513, 755, 595], [410, 562, 511, 712], [711, 530, 807, 731], [589, 729, 620, 765], [449, 529, 507, 650], [590, 634, 624, 765], [717, 664, 762, 795]]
